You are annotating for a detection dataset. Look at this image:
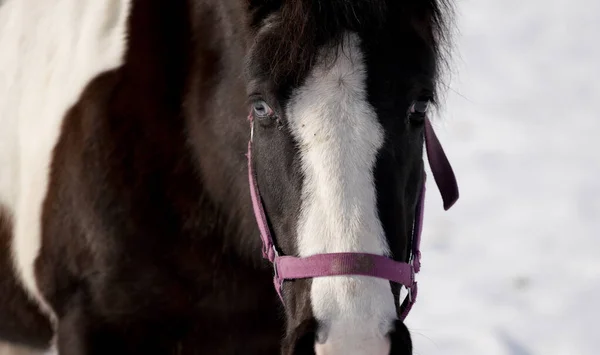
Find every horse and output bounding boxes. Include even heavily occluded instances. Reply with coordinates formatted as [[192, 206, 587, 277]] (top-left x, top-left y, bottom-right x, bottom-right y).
[[0, 0, 458, 354]]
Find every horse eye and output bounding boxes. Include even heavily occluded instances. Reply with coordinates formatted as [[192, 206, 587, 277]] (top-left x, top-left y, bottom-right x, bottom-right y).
[[252, 100, 274, 119], [408, 98, 431, 123]]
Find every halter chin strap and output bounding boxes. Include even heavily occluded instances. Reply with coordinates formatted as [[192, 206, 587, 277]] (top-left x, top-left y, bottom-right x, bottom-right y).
[[246, 114, 458, 321]]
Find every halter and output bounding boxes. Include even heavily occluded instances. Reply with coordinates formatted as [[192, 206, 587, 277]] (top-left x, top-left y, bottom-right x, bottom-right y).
[[246, 115, 459, 321]]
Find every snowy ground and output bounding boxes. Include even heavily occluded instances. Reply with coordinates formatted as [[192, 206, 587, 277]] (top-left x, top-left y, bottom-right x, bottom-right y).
[[407, 0, 600, 354]]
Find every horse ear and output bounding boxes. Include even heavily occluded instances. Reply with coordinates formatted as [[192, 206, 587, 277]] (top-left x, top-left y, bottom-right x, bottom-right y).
[[389, 320, 413, 354]]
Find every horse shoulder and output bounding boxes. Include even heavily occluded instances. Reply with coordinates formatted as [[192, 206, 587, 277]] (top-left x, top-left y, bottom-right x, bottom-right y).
[[0, 0, 131, 345]]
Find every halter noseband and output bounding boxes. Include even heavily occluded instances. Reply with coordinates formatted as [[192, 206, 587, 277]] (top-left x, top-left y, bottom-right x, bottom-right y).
[[246, 115, 459, 321]]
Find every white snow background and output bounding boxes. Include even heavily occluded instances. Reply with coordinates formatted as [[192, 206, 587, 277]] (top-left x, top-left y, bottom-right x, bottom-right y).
[[407, 0, 600, 354]]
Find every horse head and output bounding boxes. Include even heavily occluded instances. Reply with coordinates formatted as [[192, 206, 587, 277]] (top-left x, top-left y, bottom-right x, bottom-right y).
[[239, 1, 456, 354]]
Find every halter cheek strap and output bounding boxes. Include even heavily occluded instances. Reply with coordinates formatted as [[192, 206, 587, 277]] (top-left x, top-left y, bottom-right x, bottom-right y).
[[247, 114, 458, 320]]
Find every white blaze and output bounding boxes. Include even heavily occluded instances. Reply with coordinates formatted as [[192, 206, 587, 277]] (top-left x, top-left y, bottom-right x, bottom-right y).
[[286, 32, 396, 354]]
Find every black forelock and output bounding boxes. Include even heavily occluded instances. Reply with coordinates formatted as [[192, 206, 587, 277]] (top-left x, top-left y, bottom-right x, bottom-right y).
[[248, 0, 452, 89]]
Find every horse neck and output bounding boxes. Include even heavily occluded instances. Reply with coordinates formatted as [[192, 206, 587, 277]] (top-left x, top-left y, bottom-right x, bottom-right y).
[[114, 0, 261, 263]]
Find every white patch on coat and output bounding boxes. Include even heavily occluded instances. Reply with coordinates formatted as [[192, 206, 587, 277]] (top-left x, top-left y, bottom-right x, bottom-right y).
[[0, 0, 131, 322], [286, 32, 396, 354]]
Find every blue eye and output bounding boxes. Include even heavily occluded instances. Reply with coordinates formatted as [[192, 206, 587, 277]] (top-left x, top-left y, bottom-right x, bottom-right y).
[[252, 100, 274, 118]]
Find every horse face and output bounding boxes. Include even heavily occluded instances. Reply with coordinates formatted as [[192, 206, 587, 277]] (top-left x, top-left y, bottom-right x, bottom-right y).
[[245, 2, 444, 354]]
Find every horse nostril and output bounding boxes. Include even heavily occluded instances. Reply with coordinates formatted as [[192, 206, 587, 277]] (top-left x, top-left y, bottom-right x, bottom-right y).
[[388, 320, 413, 354], [315, 323, 329, 345], [293, 331, 316, 355], [283, 318, 318, 355]]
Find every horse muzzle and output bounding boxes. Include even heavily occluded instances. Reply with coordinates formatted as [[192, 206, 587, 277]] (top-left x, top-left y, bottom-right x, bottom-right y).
[[283, 319, 412, 355]]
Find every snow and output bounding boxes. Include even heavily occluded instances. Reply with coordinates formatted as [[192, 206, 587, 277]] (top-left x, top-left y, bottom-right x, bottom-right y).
[[407, 0, 600, 354]]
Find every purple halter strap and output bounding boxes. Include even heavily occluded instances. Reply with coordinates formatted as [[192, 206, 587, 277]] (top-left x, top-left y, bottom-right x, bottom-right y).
[[246, 115, 459, 321]]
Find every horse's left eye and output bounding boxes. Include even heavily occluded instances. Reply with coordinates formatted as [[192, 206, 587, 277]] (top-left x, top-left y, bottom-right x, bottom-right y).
[[252, 100, 274, 118], [408, 98, 431, 123]]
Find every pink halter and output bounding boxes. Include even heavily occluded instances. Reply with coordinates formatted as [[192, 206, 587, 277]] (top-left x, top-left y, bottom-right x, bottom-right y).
[[246, 116, 458, 321]]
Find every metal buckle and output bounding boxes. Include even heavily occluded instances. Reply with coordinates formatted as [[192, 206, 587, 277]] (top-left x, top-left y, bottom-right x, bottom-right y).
[[250, 120, 255, 142]]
